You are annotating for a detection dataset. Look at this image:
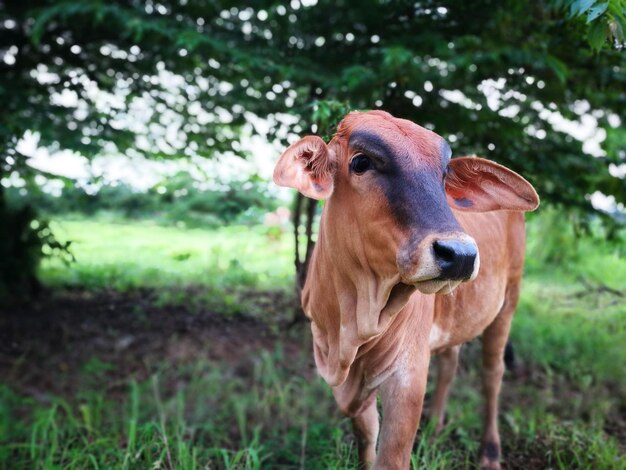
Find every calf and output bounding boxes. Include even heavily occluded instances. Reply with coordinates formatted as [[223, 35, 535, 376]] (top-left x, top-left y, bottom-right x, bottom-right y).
[[273, 111, 539, 469]]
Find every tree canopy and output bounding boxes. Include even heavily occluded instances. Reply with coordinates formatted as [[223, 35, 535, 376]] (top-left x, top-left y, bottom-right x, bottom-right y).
[[1, 0, 625, 298]]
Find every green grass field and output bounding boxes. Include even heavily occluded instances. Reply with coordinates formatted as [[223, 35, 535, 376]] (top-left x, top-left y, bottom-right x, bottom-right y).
[[42, 219, 295, 290], [1, 214, 625, 469]]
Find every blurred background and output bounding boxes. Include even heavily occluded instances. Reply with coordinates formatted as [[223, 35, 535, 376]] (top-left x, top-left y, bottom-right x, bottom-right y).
[[1, 1, 625, 468]]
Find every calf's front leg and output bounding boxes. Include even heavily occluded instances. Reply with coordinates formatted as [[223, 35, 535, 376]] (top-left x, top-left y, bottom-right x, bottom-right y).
[[375, 352, 430, 469], [352, 395, 379, 469]]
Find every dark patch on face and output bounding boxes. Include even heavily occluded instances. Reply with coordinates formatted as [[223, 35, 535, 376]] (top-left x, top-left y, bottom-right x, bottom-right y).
[[349, 130, 394, 166], [348, 130, 461, 235], [481, 442, 500, 461], [454, 197, 473, 208]]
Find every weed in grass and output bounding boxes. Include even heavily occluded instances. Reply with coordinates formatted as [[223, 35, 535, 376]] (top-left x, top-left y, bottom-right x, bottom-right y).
[[411, 421, 461, 469]]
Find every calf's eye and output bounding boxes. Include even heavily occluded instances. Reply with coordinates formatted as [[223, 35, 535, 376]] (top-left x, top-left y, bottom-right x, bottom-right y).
[[350, 154, 372, 174]]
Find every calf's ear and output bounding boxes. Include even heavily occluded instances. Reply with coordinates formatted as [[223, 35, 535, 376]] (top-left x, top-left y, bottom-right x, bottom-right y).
[[445, 157, 540, 212], [273, 136, 335, 200]]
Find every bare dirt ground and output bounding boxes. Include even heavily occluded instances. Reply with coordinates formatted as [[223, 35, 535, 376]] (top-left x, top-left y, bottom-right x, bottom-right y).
[[0, 289, 310, 400]]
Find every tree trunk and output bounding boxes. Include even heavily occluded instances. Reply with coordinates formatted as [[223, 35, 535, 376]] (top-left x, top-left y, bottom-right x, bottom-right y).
[[290, 193, 318, 323]]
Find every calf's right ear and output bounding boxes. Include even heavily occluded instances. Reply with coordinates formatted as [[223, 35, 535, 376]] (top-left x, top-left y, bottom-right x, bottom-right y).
[[273, 136, 335, 200]]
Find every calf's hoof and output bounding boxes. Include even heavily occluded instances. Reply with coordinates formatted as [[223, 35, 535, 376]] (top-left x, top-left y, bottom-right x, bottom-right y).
[[479, 441, 501, 470]]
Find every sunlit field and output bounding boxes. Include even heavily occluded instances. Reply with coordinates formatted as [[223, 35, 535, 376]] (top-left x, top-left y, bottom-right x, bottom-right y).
[[43, 219, 295, 290], [2, 213, 625, 469]]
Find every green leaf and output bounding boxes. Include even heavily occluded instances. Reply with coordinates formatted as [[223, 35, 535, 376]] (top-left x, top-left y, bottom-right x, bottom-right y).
[[570, 0, 597, 17], [30, 5, 63, 45], [586, 2, 609, 22], [588, 18, 609, 49], [546, 55, 569, 82], [607, 0, 626, 17], [607, 0, 626, 40]]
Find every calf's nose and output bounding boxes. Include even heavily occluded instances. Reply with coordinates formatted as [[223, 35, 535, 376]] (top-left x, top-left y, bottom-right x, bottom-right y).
[[433, 239, 477, 280]]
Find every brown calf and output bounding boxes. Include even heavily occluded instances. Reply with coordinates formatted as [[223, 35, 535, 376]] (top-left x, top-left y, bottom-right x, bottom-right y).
[[273, 111, 539, 469]]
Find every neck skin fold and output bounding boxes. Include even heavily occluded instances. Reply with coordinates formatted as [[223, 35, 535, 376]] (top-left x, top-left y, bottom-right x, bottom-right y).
[[302, 201, 417, 387]]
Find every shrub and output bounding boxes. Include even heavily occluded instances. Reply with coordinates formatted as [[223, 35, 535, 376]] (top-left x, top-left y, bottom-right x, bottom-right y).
[[11, 171, 281, 228]]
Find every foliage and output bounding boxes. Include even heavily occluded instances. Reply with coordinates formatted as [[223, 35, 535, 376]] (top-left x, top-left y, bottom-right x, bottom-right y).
[[153, 172, 280, 226], [557, 0, 626, 50], [7, 172, 280, 227], [1, 0, 625, 299]]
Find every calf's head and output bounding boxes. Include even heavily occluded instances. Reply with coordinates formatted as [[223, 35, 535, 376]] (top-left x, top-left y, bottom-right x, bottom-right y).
[[274, 111, 539, 295]]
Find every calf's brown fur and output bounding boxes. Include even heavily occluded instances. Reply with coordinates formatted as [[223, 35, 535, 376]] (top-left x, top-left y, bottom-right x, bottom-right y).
[[273, 111, 539, 469]]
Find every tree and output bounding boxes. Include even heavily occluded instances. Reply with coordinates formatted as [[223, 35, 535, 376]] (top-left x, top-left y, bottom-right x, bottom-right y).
[[1, 0, 624, 300]]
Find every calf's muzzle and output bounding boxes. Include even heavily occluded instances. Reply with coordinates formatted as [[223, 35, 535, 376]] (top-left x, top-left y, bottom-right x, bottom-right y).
[[433, 239, 477, 281], [397, 232, 479, 295]]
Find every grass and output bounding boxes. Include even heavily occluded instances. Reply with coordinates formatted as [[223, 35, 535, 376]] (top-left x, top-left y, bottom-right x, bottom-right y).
[[2, 347, 624, 469], [42, 219, 295, 292], [40, 219, 295, 315], [2, 213, 625, 469], [1, 350, 354, 469]]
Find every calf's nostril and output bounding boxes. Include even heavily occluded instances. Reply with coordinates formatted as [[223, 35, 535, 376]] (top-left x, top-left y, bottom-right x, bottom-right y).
[[433, 240, 456, 264], [432, 239, 477, 280]]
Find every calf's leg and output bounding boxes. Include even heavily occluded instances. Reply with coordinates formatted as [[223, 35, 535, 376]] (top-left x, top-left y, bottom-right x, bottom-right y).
[[375, 352, 430, 469], [352, 395, 379, 469], [429, 345, 461, 433], [479, 284, 519, 470]]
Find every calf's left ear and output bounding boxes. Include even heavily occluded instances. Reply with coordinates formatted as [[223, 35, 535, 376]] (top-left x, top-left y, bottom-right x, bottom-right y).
[[273, 136, 335, 200], [445, 157, 540, 212]]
